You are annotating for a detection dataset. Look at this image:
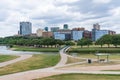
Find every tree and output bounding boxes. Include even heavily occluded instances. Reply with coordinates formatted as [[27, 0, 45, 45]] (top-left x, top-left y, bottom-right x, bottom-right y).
[[55, 39, 64, 47], [77, 38, 92, 48], [95, 38, 104, 48], [98, 35, 112, 48], [65, 41, 75, 46], [85, 38, 92, 47], [112, 35, 120, 48]]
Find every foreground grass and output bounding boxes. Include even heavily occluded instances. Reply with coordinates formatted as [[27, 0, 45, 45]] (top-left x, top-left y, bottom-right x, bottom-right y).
[[35, 74, 120, 80], [0, 55, 18, 62], [0, 54, 60, 75], [12, 46, 59, 52]]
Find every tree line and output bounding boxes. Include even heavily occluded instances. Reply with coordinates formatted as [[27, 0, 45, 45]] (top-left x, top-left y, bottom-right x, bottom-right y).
[[77, 34, 120, 48], [0, 36, 75, 48], [0, 34, 120, 48]]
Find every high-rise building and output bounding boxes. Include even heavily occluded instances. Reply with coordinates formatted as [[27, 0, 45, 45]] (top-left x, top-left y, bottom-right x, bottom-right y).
[[93, 30, 109, 41], [54, 32, 66, 40], [63, 24, 68, 29], [44, 27, 49, 31], [20, 22, 32, 35], [92, 23, 116, 41], [54, 29, 71, 40], [72, 28, 91, 41], [72, 28, 85, 31], [36, 29, 44, 37], [83, 31, 92, 39], [93, 23, 100, 30], [72, 30, 84, 41], [51, 27, 59, 32], [92, 23, 100, 41]]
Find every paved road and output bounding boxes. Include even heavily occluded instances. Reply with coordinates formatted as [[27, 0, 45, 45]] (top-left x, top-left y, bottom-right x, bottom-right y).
[[0, 54, 32, 67], [54, 46, 70, 68], [0, 47, 120, 80]]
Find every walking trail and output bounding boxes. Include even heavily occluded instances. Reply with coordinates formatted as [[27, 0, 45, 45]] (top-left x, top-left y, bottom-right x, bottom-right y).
[[0, 46, 120, 80]]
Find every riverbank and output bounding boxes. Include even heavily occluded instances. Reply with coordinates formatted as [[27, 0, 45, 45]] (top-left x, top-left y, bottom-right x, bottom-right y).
[[69, 46, 120, 53], [11, 46, 59, 52], [11, 45, 120, 53]]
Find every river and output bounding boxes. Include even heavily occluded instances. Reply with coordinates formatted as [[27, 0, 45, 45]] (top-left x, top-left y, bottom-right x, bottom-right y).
[[0, 46, 57, 55]]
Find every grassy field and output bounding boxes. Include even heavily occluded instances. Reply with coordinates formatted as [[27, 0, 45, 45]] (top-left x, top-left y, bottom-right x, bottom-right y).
[[68, 53, 120, 60], [67, 53, 120, 66], [0, 55, 18, 62], [12, 46, 59, 52], [69, 46, 120, 53], [35, 74, 120, 80], [0, 54, 60, 75], [66, 56, 86, 64]]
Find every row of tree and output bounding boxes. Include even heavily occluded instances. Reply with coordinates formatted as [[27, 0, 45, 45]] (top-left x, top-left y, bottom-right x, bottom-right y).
[[96, 34, 120, 48], [0, 34, 120, 48], [0, 36, 75, 48], [77, 34, 120, 48]]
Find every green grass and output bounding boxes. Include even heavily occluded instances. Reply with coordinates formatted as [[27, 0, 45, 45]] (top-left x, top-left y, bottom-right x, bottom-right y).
[[104, 69, 120, 72], [69, 46, 120, 53], [0, 55, 18, 62], [12, 46, 59, 52], [69, 53, 120, 60], [0, 54, 60, 75], [35, 73, 120, 80]]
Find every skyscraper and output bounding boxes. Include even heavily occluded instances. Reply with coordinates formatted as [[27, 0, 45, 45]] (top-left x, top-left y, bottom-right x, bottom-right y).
[[51, 27, 59, 32], [93, 23, 100, 30], [20, 22, 32, 35], [44, 27, 49, 31], [63, 24, 68, 29]]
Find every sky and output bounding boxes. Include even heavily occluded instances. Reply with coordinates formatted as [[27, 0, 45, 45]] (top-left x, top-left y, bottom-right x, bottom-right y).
[[0, 0, 120, 37]]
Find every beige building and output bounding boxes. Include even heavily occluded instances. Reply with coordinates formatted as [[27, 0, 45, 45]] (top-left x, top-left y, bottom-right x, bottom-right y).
[[42, 31, 53, 38], [36, 29, 44, 37]]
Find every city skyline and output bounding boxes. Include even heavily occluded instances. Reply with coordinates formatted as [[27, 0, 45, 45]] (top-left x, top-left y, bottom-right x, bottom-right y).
[[0, 0, 120, 37]]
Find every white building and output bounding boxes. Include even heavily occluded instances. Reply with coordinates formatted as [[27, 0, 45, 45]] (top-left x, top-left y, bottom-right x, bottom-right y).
[[36, 29, 44, 37]]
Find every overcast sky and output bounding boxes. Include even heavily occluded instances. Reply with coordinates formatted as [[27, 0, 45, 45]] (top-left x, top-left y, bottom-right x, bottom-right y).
[[0, 0, 120, 37]]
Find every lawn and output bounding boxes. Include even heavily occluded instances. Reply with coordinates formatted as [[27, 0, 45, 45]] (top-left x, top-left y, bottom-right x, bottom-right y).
[[0, 55, 18, 62], [70, 46, 120, 53], [35, 74, 120, 80], [12, 46, 59, 52], [0, 54, 60, 75], [69, 53, 120, 60]]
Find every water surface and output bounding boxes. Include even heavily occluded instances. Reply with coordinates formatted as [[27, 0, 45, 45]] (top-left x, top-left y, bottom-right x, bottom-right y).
[[0, 46, 57, 55]]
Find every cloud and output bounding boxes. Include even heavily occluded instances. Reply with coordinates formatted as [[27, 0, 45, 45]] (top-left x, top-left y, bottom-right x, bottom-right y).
[[0, 0, 120, 37], [92, 0, 111, 4]]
